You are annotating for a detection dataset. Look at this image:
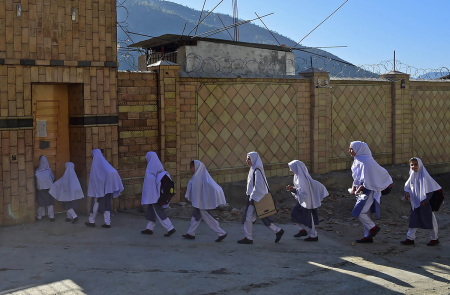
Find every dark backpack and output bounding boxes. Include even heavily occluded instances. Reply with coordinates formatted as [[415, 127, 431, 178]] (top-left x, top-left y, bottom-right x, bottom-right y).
[[158, 174, 175, 205], [430, 189, 445, 212], [381, 183, 393, 195]]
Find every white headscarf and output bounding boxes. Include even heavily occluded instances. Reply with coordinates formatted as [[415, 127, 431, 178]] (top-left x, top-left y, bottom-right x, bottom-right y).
[[288, 160, 328, 209], [35, 155, 54, 190], [350, 141, 393, 203], [141, 152, 170, 205], [405, 157, 442, 209], [88, 149, 124, 198], [49, 162, 84, 201], [185, 160, 226, 210], [246, 151, 269, 202]]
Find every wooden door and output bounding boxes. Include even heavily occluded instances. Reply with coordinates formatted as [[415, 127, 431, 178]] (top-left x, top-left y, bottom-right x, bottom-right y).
[[32, 84, 70, 212]]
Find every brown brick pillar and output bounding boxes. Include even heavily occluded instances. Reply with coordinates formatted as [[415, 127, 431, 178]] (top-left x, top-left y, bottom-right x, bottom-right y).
[[300, 68, 332, 174], [149, 61, 181, 202], [380, 71, 411, 164]]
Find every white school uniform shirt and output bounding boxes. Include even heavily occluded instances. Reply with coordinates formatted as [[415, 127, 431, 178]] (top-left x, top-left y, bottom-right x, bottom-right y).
[[35, 155, 55, 190], [288, 160, 328, 209], [185, 160, 226, 210], [404, 157, 441, 210], [87, 149, 124, 198], [350, 141, 393, 203], [246, 152, 268, 202], [49, 162, 84, 201], [141, 152, 170, 205]]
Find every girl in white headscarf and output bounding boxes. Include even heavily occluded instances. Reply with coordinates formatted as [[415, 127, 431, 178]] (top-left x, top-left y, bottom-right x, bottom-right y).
[[349, 141, 392, 243], [35, 155, 55, 221], [85, 149, 124, 228], [49, 162, 84, 223], [140, 152, 176, 237], [401, 157, 442, 246], [237, 152, 284, 244], [286, 160, 328, 241], [183, 160, 227, 242]]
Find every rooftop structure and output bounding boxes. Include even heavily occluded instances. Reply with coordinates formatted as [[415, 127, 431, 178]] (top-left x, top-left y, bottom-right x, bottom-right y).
[[131, 34, 296, 77]]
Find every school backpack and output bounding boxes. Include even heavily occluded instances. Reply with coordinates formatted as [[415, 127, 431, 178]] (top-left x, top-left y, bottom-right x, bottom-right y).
[[158, 174, 175, 205], [430, 189, 445, 212], [381, 183, 393, 195]]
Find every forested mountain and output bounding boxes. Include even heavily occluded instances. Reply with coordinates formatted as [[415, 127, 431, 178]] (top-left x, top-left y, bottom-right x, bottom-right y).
[[117, 0, 375, 77]]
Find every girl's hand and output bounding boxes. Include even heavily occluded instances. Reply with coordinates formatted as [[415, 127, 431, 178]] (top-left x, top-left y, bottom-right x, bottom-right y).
[[420, 201, 425, 206], [355, 185, 364, 194], [286, 185, 295, 193], [405, 192, 410, 201]]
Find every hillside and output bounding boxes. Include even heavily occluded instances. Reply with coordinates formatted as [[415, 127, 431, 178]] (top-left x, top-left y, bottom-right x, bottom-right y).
[[117, 0, 375, 77]]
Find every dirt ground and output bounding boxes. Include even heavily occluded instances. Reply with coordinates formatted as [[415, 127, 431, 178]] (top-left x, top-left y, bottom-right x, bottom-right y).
[[1, 166, 449, 295]]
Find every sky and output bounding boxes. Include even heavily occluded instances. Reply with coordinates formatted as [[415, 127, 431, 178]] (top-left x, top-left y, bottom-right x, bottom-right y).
[[166, 0, 449, 70]]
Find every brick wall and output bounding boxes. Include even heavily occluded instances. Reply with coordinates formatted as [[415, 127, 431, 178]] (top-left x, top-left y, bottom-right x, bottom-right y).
[[0, 0, 116, 62], [329, 79, 393, 171], [117, 71, 159, 209], [0, 65, 119, 225], [176, 77, 312, 200], [0, 129, 34, 225], [410, 81, 450, 173], [116, 68, 450, 208]]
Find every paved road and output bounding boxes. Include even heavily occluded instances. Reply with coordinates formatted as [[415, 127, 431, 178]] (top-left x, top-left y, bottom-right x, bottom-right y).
[[0, 212, 449, 295]]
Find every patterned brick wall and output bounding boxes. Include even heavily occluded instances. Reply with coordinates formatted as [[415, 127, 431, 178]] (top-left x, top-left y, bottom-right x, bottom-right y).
[[176, 78, 311, 199], [410, 81, 450, 172], [330, 80, 393, 170], [197, 81, 299, 169]]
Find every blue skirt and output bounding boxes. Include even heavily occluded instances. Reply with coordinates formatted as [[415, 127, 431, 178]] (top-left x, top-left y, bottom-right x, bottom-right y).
[[145, 204, 169, 222], [36, 189, 55, 207], [62, 200, 78, 210], [90, 193, 112, 214], [409, 201, 433, 229], [291, 203, 318, 228]]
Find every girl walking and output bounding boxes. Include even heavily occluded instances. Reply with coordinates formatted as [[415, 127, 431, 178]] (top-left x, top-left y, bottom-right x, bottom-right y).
[[286, 160, 328, 241], [183, 160, 227, 242]]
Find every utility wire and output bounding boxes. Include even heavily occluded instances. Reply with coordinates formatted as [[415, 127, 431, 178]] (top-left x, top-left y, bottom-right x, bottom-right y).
[[293, 0, 348, 48]]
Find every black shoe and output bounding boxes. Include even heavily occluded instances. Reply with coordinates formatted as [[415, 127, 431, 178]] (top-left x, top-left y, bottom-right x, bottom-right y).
[[275, 229, 284, 243], [294, 229, 308, 238], [304, 236, 319, 242], [72, 217, 78, 224], [368, 225, 380, 238], [164, 228, 176, 237], [182, 234, 195, 240], [85, 222, 95, 227], [49, 218, 55, 222], [102, 224, 111, 228], [400, 239, 415, 245], [237, 237, 253, 244], [356, 237, 373, 243], [141, 229, 153, 235], [65, 218, 72, 222], [426, 239, 440, 246], [35, 217, 41, 221], [215, 233, 227, 242]]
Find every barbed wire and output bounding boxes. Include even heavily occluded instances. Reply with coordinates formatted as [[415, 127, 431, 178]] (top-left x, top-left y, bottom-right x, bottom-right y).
[[345, 59, 450, 80]]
